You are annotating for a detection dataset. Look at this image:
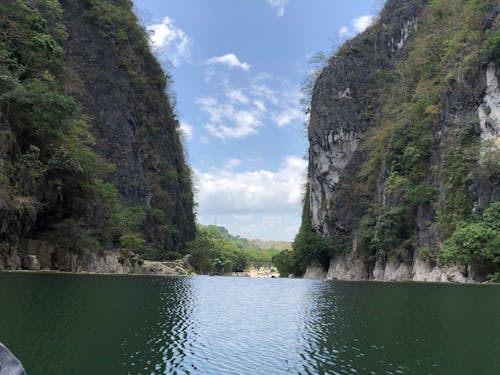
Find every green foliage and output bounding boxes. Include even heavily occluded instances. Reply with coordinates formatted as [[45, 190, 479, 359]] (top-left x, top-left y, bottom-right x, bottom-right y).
[[43, 219, 100, 253], [482, 29, 500, 65], [186, 224, 282, 274], [440, 202, 500, 280], [271, 250, 295, 277], [273, 186, 333, 277], [294, 0, 495, 272], [440, 125, 480, 235], [81, 0, 196, 255], [0, 0, 144, 255], [0, 0, 195, 260], [347, 0, 492, 263], [290, 225, 332, 276], [119, 233, 153, 259]]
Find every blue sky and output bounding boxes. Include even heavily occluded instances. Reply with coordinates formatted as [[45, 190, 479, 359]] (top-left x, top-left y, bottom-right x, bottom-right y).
[[133, 0, 380, 241]]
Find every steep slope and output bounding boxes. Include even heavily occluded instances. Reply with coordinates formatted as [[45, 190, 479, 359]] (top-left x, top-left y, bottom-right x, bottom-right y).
[[300, 0, 499, 282], [0, 0, 195, 271]]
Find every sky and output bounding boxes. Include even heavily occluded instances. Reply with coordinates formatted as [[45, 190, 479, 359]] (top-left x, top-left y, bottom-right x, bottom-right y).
[[133, 0, 380, 241]]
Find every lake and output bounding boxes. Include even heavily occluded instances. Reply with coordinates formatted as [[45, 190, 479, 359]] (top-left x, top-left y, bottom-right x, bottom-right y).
[[0, 273, 498, 374]]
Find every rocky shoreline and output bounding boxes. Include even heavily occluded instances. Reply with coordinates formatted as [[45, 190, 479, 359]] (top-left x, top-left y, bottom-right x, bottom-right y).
[[0, 240, 194, 277], [303, 253, 488, 283]]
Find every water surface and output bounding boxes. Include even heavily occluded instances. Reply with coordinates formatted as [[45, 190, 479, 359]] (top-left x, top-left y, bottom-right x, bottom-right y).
[[0, 273, 498, 374]]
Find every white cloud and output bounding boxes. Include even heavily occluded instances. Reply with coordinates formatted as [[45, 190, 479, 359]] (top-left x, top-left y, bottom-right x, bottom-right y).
[[273, 107, 303, 128], [338, 14, 375, 40], [206, 53, 251, 71], [224, 158, 242, 170], [265, 0, 289, 17], [197, 76, 303, 140], [339, 26, 350, 38], [146, 17, 190, 66], [198, 94, 265, 140], [227, 90, 249, 104], [179, 121, 193, 139], [253, 100, 266, 112], [194, 155, 307, 215], [353, 15, 375, 33]]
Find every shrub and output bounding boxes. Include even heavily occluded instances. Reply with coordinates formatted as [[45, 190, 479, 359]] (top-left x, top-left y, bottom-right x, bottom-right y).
[[482, 29, 500, 65], [440, 202, 500, 280]]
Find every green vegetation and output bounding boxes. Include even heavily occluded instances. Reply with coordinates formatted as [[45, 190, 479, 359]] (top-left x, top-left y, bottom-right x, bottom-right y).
[[0, 0, 194, 261], [272, 187, 333, 277], [352, 0, 497, 262], [0, 0, 122, 250], [297, 0, 499, 279], [482, 29, 500, 64], [440, 202, 500, 281], [186, 225, 284, 274], [81, 0, 195, 257]]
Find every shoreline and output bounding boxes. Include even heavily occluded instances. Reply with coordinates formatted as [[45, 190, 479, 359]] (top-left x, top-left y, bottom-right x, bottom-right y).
[[1, 269, 497, 285]]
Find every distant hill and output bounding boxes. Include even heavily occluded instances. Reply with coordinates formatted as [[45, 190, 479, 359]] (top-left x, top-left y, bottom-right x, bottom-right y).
[[249, 240, 291, 251], [201, 225, 291, 251]]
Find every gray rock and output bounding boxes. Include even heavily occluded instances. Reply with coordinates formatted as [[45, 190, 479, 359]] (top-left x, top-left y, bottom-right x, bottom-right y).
[[304, 0, 498, 282], [25, 255, 40, 271], [0, 342, 26, 375], [303, 262, 327, 279]]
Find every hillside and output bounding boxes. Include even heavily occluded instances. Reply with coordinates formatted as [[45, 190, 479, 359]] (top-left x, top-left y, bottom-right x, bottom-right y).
[[278, 0, 500, 282], [187, 224, 283, 274], [0, 0, 195, 271]]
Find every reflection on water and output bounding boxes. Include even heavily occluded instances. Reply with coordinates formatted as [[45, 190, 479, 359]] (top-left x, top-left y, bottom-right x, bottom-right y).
[[0, 273, 499, 374]]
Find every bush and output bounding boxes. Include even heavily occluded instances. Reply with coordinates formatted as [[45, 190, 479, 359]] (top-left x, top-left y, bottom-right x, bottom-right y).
[[272, 250, 295, 277], [440, 203, 500, 280], [119, 233, 154, 259], [482, 29, 500, 65], [44, 219, 100, 253]]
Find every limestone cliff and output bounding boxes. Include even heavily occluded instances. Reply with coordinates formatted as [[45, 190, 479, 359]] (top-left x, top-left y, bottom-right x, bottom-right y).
[[0, 0, 195, 271], [304, 0, 499, 282]]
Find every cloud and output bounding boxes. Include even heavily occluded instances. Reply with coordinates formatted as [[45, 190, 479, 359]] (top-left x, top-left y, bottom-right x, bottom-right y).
[[265, 0, 289, 17], [194, 155, 307, 215], [198, 95, 264, 140], [339, 26, 350, 38], [197, 76, 303, 140], [224, 158, 242, 169], [147, 17, 190, 66], [179, 121, 193, 139], [198, 213, 300, 241], [206, 53, 251, 71], [273, 107, 303, 128], [338, 14, 375, 39], [353, 15, 375, 33], [227, 90, 249, 104]]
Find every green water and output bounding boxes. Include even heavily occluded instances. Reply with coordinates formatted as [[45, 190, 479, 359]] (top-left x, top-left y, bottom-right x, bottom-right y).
[[0, 273, 498, 374]]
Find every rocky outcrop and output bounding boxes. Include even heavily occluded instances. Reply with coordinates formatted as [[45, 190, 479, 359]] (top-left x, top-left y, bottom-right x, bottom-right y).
[[0, 0, 195, 265], [230, 266, 280, 278], [0, 240, 194, 276], [303, 262, 327, 279], [308, 0, 425, 237], [304, 0, 499, 282], [308, 255, 476, 283], [60, 0, 195, 254]]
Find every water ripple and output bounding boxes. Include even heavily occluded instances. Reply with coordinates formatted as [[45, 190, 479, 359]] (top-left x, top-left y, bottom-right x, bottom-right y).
[[1, 274, 499, 374]]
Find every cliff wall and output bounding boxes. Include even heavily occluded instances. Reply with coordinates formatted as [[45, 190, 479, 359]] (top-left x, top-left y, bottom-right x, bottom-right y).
[[304, 0, 499, 282], [0, 0, 195, 271]]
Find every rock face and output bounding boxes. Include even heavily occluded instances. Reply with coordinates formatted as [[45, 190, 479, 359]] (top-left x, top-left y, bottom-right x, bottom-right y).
[[60, 0, 195, 253], [319, 255, 473, 283], [0, 0, 195, 269], [303, 262, 327, 279], [305, 0, 499, 282], [308, 0, 424, 237], [0, 240, 194, 276]]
